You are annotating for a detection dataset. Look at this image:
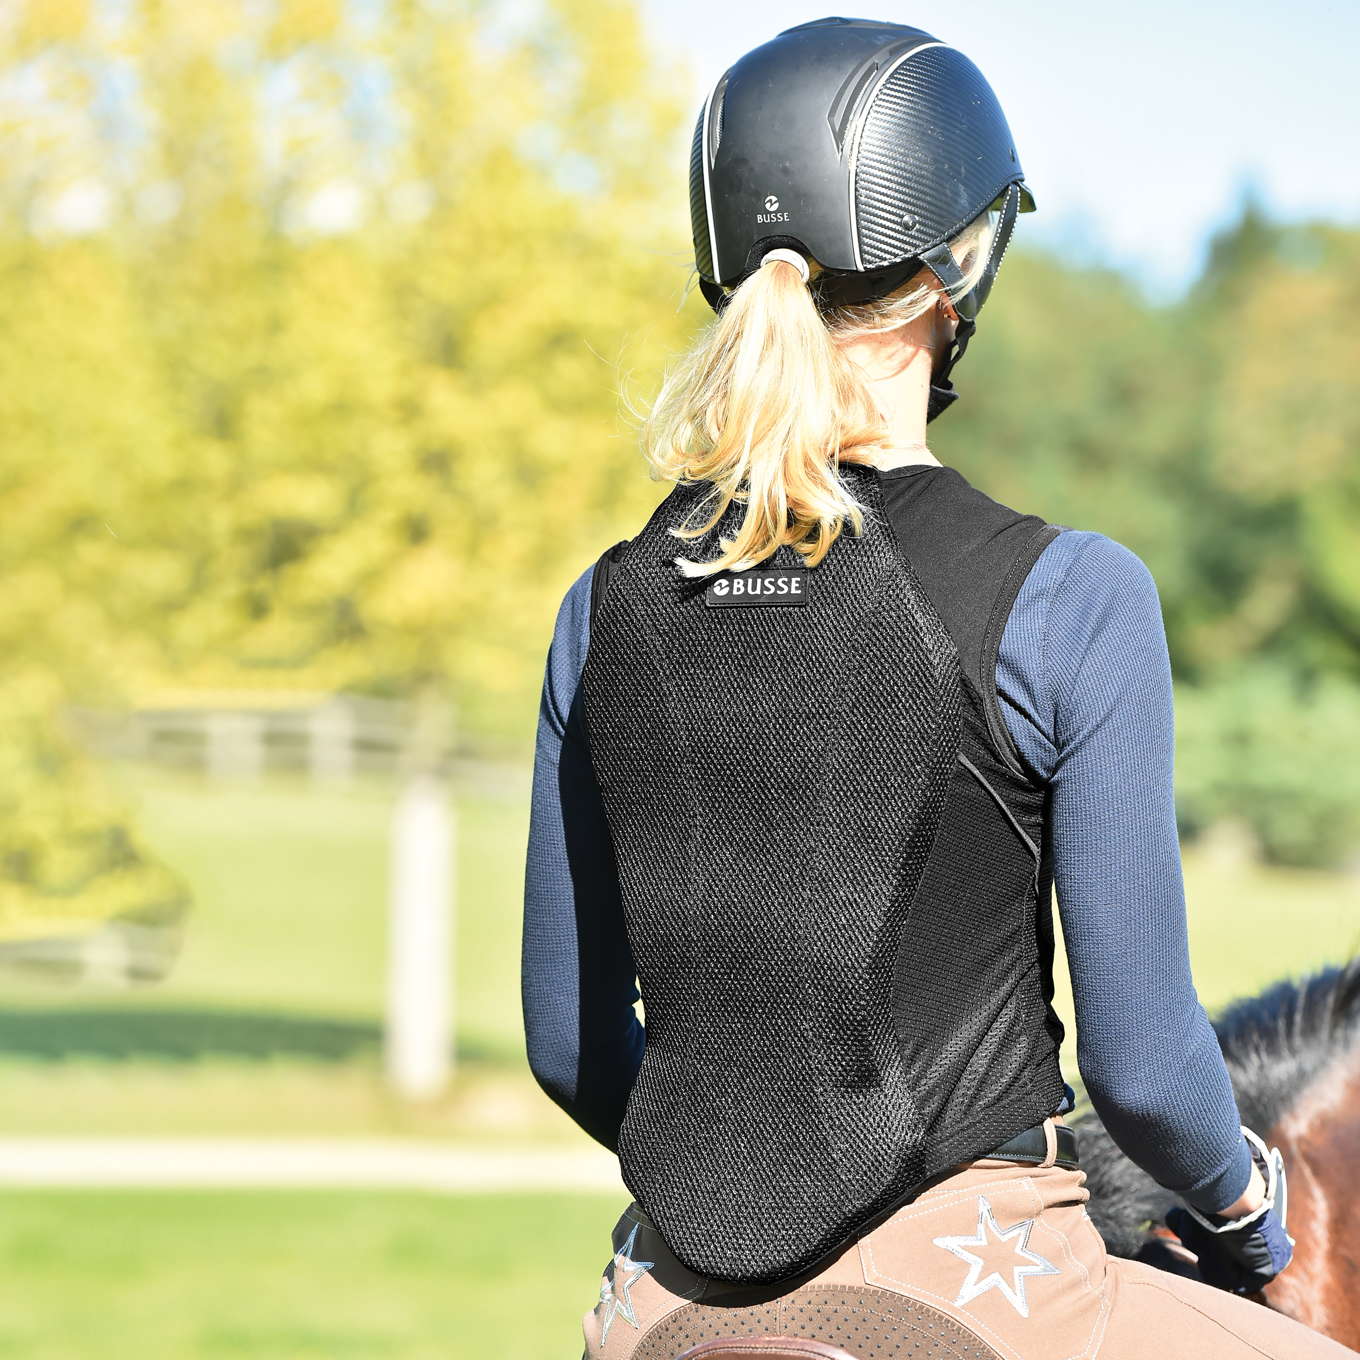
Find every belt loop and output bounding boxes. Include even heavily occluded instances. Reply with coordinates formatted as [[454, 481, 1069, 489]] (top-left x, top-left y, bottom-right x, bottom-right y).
[[1039, 1117, 1058, 1169]]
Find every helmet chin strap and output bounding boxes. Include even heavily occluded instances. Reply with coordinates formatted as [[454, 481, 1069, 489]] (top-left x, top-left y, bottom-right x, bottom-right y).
[[919, 182, 1020, 422], [925, 316, 975, 422]]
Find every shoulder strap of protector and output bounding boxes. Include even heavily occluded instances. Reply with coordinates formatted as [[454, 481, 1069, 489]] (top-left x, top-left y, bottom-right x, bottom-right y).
[[589, 540, 629, 628]]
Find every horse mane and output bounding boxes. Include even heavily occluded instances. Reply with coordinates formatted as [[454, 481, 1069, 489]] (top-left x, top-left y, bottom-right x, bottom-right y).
[[1078, 955, 1360, 1256]]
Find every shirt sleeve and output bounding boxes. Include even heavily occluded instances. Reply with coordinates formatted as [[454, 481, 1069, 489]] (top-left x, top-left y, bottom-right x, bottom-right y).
[[997, 529, 1254, 1215], [520, 563, 645, 1152]]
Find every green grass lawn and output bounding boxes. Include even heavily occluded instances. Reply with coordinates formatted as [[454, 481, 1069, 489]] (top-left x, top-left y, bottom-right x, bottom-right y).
[[0, 763, 529, 1062], [0, 1189, 619, 1359], [115, 763, 531, 1063]]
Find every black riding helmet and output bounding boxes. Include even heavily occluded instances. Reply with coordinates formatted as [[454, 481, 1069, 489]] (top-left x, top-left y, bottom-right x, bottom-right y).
[[689, 16, 1033, 419]]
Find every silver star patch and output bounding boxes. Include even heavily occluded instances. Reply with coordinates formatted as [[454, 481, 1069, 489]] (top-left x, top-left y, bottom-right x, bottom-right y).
[[598, 1222, 655, 1343], [932, 1194, 1060, 1319]]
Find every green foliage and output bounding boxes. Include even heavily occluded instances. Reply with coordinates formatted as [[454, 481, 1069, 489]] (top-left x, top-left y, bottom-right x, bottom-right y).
[[933, 251, 1202, 584], [938, 202, 1360, 867], [1203, 222, 1360, 663], [1, 1, 1357, 922], [4, 0, 695, 703], [0, 0, 693, 926], [0, 232, 190, 931], [1175, 664, 1360, 869]]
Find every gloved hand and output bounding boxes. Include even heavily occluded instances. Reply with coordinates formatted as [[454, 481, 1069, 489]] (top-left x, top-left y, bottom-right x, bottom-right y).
[[1166, 1126, 1295, 1295]]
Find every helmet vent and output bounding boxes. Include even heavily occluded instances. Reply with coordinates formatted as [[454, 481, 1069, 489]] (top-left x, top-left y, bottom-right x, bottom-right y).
[[707, 72, 730, 168], [827, 39, 919, 154], [688, 110, 714, 280]]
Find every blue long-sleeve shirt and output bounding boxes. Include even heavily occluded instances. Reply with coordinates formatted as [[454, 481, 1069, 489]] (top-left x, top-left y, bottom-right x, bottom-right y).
[[521, 521, 1253, 1215]]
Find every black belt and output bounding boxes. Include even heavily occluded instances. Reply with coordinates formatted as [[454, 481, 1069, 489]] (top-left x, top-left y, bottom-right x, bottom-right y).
[[982, 1121, 1080, 1169]]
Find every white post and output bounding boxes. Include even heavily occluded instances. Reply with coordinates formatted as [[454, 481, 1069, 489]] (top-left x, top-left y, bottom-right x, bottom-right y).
[[309, 698, 356, 784], [206, 711, 265, 780], [385, 772, 454, 1099], [81, 923, 131, 987]]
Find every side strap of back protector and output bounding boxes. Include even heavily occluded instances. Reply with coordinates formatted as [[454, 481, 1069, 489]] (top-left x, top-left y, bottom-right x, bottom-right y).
[[977, 521, 1064, 780], [589, 540, 628, 630]]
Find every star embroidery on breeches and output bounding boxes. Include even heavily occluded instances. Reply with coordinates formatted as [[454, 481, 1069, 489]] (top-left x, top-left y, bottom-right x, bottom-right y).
[[932, 1194, 1060, 1319], [598, 1222, 655, 1343]]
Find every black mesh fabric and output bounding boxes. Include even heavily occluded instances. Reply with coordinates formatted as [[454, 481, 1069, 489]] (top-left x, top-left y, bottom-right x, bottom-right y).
[[892, 713, 1062, 1137], [581, 464, 1064, 1283]]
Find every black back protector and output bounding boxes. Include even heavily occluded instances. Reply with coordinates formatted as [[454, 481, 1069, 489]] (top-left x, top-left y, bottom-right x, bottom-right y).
[[580, 461, 1067, 1283]]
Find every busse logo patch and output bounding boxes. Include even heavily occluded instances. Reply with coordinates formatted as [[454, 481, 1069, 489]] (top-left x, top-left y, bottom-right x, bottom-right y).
[[705, 566, 810, 608]]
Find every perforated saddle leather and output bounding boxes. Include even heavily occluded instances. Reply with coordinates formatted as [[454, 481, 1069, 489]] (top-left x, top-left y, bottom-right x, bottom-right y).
[[676, 1339, 860, 1360]]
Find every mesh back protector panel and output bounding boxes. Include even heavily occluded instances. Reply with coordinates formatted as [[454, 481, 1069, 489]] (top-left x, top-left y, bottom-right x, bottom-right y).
[[581, 464, 1064, 1282]]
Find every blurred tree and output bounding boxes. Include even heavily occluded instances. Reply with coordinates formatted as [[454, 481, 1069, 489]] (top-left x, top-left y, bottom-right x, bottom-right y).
[[1176, 663, 1360, 870], [0, 0, 1356, 883], [1194, 184, 1284, 314], [113, 0, 694, 733], [934, 250, 1202, 600], [1200, 223, 1360, 680], [0, 228, 189, 930], [0, 0, 695, 930], [937, 210, 1360, 866]]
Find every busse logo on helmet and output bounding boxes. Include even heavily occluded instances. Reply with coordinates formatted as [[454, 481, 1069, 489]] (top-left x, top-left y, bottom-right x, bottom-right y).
[[705, 566, 810, 607], [758, 193, 790, 224]]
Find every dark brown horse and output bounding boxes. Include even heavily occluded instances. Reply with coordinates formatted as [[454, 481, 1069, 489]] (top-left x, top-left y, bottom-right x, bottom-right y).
[[1079, 956, 1360, 1349]]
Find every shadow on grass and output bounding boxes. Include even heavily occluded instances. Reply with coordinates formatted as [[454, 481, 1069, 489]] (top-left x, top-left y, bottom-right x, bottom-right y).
[[0, 1008, 506, 1066]]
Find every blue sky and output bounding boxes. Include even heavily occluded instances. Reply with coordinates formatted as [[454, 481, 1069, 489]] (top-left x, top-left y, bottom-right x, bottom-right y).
[[638, 0, 1360, 297]]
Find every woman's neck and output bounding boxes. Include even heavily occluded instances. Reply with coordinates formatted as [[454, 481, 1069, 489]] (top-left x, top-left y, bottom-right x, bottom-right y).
[[867, 441, 941, 470], [838, 313, 945, 471]]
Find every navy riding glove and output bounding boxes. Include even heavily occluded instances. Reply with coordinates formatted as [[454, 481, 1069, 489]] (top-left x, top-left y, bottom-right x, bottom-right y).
[[1166, 1201, 1293, 1294], [1166, 1126, 1295, 1295]]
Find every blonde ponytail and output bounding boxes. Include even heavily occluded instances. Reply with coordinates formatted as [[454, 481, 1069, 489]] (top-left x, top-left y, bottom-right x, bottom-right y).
[[643, 213, 997, 577]]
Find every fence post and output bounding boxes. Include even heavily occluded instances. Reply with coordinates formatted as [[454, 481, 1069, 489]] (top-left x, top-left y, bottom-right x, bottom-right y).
[[385, 770, 454, 1099], [81, 923, 131, 987], [309, 698, 356, 783], [206, 711, 265, 780]]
